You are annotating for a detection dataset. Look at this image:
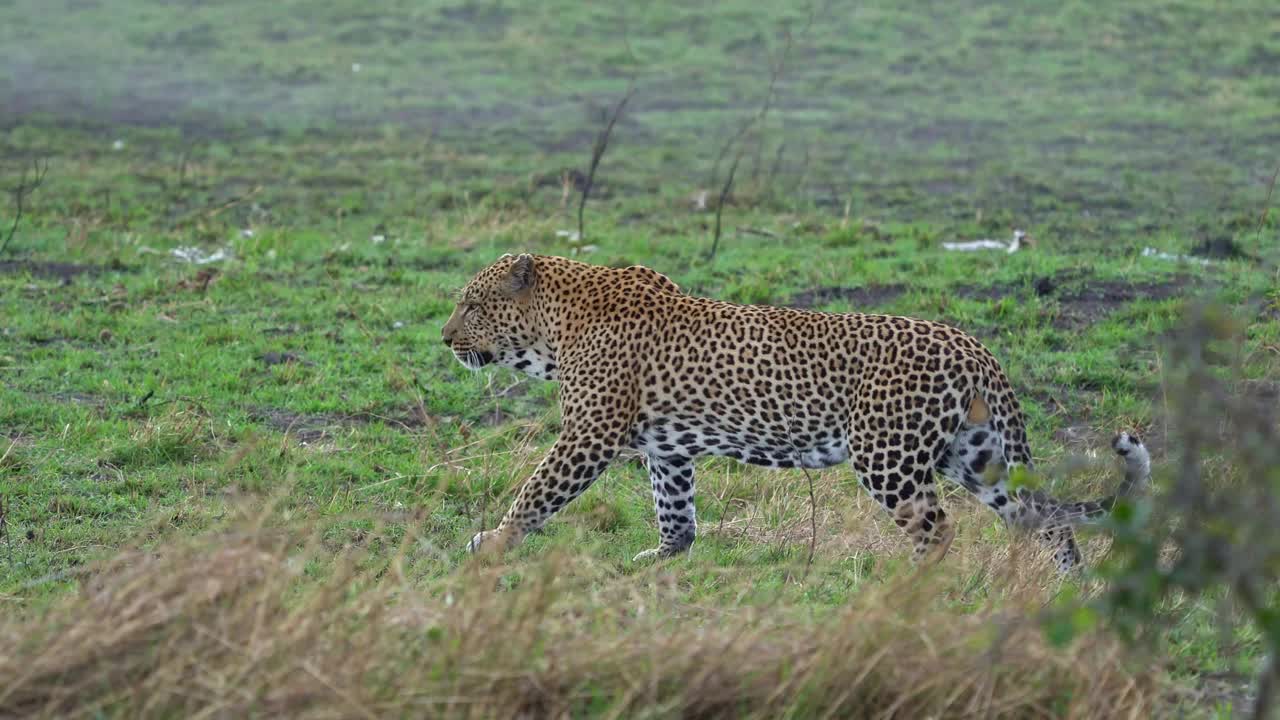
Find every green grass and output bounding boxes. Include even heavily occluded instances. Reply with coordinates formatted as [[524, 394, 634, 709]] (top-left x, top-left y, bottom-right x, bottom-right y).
[[3, 0, 1278, 223], [1, 0, 1278, 716]]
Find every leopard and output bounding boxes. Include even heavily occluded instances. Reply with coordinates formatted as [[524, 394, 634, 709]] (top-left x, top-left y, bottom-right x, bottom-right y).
[[441, 253, 1151, 572]]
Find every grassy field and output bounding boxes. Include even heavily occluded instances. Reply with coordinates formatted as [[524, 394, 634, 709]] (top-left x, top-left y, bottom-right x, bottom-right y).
[[2, 0, 1279, 716]]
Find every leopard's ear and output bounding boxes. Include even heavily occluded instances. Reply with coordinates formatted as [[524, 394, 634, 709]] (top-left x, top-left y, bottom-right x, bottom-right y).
[[503, 253, 536, 297]]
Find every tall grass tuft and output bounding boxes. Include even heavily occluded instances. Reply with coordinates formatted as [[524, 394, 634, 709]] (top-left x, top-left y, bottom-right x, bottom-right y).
[[0, 509, 1155, 719]]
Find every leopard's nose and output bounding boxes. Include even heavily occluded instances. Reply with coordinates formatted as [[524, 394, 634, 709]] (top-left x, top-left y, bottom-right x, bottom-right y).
[[441, 330, 453, 347]]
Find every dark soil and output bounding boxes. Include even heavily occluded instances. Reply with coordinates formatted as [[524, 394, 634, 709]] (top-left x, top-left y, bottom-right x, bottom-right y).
[[1253, 294, 1280, 322], [1033, 276, 1056, 297], [953, 282, 1017, 302], [1050, 276, 1194, 329], [0, 260, 121, 283], [951, 270, 1196, 329], [789, 284, 905, 310], [1190, 235, 1258, 262], [789, 271, 1197, 328]]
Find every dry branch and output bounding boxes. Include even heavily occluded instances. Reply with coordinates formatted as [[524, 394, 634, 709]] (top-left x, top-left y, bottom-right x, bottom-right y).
[[1257, 161, 1279, 244], [707, 151, 742, 261], [0, 492, 10, 562], [705, 7, 816, 259], [799, 465, 818, 580], [708, 119, 755, 190], [766, 141, 787, 191], [782, 417, 819, 581], [745, 30, 793, 183], [1, 158, 49, 255], [577, 84, 636, 242]]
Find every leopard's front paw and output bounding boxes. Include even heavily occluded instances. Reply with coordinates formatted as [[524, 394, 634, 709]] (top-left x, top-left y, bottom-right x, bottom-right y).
[[632, 547, 662, 563], [632, 544, 693, 563]]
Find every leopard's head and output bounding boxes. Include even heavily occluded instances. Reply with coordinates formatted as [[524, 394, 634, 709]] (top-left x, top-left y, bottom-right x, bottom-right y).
[[442, 253, 551, 375]]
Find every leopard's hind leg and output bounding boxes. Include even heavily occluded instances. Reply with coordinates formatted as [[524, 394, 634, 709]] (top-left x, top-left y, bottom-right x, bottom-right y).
[[849, 401, 959, 566], [936, 409, 1083, 572]]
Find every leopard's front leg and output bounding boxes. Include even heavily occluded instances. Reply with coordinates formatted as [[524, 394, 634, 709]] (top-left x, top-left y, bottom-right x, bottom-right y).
[[464, 336, 638, 557], [466, 431, 619, 555]]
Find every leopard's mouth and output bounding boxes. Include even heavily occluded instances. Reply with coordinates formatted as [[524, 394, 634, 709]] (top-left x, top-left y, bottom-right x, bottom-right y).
[[453, 349, 496, 370]]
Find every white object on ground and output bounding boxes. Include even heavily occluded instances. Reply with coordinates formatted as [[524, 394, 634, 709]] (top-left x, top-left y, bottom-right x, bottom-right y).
[[171, 246, 233, 265], [943, 229, 1029, 254]]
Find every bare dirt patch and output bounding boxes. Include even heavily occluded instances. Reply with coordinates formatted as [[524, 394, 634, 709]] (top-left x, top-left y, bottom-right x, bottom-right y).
[[0, 260, 126, 283], [1050, 276, 1194, 329], [792, 271, 1203, 340], [955, 271, 1195, 329], [953, 281, 1020, 302], [789, 284, 905, 310], [1254, 295, 1280, 323], [251, 406, 434, 444], [1190, 235, 1258, 262]]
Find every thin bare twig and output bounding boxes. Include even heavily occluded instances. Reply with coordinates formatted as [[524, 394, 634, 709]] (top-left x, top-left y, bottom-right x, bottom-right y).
[[0, 493, 10, 562], [707, 151, 742, 261], [765, 141, 787, 192], [794, 143, 812, 197], [782, 417, 819, 581], [714, 466, 733, 538], [711, 30, 792, 195], [1257, 161, 1279, 244], [746, 31, 793, 186], [1, 158, 50, 255], [176, 144, 194, 187], [577, 84, 636, 242], [708, 119, 755, 189], [799, 465, 818, 580], [134, 389, 155, 411], [749, 7, 819, 187], [618, 6, 641, 71], [705, 6, 817, 258]]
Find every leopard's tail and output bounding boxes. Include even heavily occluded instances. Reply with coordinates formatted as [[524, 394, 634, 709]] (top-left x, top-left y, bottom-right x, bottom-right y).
[[973, 377, 1151, 530], [1036, 432, 1151, 527]]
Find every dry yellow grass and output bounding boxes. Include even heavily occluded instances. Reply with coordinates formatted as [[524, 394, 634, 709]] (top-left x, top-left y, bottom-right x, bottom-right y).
[[0, 499, 1158, 720]]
